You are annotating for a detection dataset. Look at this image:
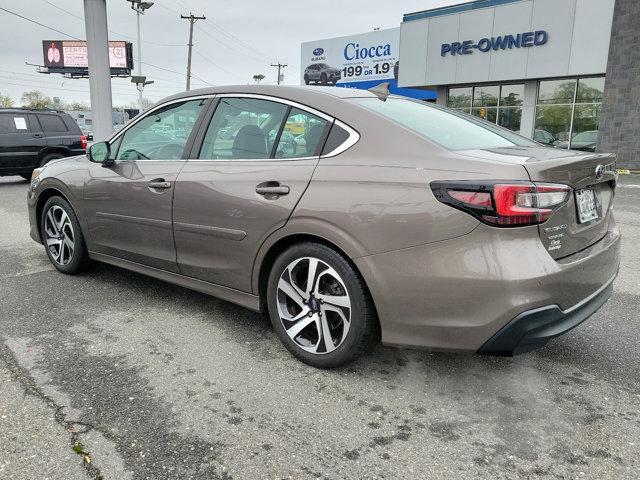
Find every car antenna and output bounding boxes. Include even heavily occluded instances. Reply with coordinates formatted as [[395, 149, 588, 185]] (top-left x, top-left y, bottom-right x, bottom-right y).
[[368, 82, 390, 101]]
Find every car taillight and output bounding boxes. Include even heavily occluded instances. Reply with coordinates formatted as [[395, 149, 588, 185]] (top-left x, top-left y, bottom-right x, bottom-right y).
[[80, 135, 87, 150], [430, 181, 570, 227]]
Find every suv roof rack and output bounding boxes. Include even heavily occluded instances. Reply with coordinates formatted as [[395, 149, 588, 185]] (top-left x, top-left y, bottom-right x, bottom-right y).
[[0, 107, 66, 113]]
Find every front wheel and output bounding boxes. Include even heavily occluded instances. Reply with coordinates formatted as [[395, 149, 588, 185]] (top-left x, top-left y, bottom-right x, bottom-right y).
[[40, 196, 93, 274], [304, 74, 310, 85], [320, 73, 327, 85], [267, 242, 378, 368]]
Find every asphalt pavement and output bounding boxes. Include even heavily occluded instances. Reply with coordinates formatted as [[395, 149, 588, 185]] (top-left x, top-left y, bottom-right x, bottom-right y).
[[1, 174, 639, 480]]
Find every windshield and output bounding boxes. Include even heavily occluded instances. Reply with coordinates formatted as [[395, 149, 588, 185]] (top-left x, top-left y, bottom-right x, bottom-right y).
[[354, 97, 536, 150]]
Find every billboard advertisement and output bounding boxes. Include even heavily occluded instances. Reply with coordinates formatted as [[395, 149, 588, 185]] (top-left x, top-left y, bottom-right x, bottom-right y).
[[300, 29, 435, 100], [42, 40, 133, 72]]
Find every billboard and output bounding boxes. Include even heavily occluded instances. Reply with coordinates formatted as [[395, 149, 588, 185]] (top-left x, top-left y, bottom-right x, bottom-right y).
[[300, 29, 435, 100], [42, 40, 133, 76]]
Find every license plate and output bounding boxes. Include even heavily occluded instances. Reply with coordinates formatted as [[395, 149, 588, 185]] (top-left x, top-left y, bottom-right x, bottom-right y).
[[575, 188, 598, 223]]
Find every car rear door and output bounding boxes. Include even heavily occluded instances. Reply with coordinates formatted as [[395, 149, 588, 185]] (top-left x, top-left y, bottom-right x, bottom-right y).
[[0, 112, 45, 173], [172, 95, 331, 292], [82, 97, 209, 272]]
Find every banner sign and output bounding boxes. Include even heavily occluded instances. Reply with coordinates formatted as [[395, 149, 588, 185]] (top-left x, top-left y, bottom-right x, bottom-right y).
[[42, 40, 132, 70]]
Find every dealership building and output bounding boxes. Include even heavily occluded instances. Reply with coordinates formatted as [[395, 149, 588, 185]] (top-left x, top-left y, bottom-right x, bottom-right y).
[[301, 0, 638, 169], [397, 0, 639, 169]]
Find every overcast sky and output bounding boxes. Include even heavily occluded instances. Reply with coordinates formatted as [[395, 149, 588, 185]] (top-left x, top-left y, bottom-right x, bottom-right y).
[[0, 0, 462, 106]]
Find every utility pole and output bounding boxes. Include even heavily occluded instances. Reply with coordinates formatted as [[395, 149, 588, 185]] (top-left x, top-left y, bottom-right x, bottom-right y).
[[270, 63, 287, 85], [181, 13, 206, 91]]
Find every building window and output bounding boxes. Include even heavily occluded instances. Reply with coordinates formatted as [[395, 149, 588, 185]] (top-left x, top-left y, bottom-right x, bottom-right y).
[[534, 77, 604, 151], [447, 84, 524, 133], [447, 87, 472, 111]]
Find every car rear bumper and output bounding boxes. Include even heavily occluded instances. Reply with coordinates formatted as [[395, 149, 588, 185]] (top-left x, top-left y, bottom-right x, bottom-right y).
[[354, 215, 621, 352], [477, 270, 616, 355]]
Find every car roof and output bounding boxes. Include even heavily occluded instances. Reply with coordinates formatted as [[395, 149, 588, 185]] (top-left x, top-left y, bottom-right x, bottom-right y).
[[0, 108, 66, 114], [159, 84, 379, 105]]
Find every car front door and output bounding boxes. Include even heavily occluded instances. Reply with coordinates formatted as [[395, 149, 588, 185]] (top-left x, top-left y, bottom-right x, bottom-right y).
[[0, 113, 45, 174], [172, 95, 331, 292], [82, 97, 209, 272]]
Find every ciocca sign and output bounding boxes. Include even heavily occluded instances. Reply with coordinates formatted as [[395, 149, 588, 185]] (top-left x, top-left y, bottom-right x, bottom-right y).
[[441, 30, 548, 57]]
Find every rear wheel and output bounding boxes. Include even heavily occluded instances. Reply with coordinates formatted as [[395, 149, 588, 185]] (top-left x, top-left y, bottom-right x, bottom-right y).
[[40, 196, 93, 274], [267, 242, 378, 368]]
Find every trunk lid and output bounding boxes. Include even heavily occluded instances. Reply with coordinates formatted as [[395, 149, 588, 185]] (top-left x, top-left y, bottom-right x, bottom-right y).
[[458, 146, 617, 259]]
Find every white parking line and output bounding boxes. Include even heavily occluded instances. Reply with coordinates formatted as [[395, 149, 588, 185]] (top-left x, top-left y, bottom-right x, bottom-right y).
[[618, 184, 640, 189]]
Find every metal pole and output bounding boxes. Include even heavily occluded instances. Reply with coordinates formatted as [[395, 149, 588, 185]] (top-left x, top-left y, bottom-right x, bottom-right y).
[[136, 9, 143, 112], [83, 0, 113, 141]]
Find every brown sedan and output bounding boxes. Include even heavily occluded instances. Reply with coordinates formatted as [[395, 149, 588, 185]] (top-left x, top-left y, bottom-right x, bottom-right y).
[[27, 85, 620, 368]]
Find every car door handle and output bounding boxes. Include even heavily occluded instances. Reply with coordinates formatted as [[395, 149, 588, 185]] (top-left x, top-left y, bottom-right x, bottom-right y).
[[148, 180, 171, 189], [33, 133, 44, 138], [255, 184, 290, 196]]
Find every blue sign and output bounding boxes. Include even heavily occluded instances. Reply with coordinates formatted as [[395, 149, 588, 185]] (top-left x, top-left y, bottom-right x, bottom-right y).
[[441, 30, 548, 57], [312, 47, 324, 56]]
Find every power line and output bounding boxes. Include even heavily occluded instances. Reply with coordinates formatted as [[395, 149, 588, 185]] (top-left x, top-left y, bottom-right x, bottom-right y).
[[193, 49, 244, 82], [39, 0, 183, 47], [0, 6, 81, 39]]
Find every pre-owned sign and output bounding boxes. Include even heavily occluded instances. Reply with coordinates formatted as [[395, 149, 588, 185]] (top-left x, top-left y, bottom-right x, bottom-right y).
[[441, 30, 548, 57]]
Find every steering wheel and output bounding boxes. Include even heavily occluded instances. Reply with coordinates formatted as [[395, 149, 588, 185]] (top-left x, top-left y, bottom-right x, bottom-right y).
[[155, 143, 184, 160]]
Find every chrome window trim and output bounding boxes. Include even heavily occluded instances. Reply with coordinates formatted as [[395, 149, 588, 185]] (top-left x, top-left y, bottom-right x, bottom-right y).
[[107, 92, 359, 163], [322, 119, 360, 158], [107, 94, 214, 145]]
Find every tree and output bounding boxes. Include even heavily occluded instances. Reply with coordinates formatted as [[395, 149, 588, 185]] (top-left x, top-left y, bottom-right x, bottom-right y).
[[62, 101, 90, 111], [0, 94, 13, 108], [21, 90, 53, 110], [253, 74, 265, 84]]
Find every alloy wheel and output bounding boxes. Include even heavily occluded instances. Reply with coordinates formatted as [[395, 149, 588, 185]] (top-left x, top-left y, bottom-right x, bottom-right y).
[[276, 257, 351, 354], [44, 205, 75, 266]]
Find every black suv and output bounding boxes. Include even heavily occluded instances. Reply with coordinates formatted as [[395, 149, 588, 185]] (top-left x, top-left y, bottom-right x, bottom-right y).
[[0, 108, 86, 180]]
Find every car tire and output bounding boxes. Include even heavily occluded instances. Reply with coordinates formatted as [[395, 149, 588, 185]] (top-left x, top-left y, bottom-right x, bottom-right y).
[[320, 73, 327, 85], [304, 74, 310, 85], [40, 152, 64, 167], [40, 196, 93, 275], [267, 242, 378, 368]]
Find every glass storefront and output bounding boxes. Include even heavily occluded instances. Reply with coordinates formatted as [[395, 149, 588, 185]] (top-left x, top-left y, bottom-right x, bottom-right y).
[[447, 83, 524, 133], [534, 77, 604, 151], [446, 77, 605, 151]]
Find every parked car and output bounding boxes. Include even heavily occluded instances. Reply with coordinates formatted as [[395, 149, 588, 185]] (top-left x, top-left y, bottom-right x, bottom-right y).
[[555, 130, 598, 152], [0, 108, 86, 180], [304, 63, 341, 85], [27, 85, 619, 368], [533, 128, 556, 146]]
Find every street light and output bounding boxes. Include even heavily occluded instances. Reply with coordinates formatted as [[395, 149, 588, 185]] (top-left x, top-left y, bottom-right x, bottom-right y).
[[126, 0, 154, 113]]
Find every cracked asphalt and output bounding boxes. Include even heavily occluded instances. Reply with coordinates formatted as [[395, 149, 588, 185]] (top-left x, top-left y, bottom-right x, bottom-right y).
[[1, 174, 639, 480]]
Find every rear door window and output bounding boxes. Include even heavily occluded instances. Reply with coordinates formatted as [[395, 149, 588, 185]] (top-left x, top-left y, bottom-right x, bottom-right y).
[[38, 114, 68, 133], [198, 97, 289, 160], [275, 108, 328, 159], [0, 113, 31, 133]]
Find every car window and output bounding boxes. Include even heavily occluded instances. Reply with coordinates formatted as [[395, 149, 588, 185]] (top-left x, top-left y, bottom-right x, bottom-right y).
[[0, 113, 31, 134], [321, 123, 350, 155], [275, 108, 328, 159], [116, 99, 205, 161], [354, 97, 536, 151], [38, 114, 67, 133], [198, 97, 289, 160]]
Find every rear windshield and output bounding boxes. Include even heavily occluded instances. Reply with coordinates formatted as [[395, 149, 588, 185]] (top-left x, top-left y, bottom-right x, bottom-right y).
[[353, 97, 536, 150]]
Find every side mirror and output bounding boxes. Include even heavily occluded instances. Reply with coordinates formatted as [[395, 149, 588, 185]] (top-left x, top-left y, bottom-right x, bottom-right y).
[[88, 141, 113, 167]]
